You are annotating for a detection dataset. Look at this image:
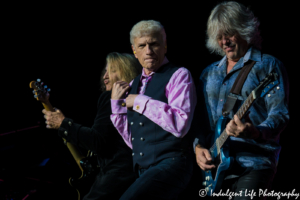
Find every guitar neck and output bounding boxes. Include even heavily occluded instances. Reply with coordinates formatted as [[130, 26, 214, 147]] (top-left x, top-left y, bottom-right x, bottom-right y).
[[42, 100, 85, 170], [42, 101, 55, 112], [214, 91, 256, 151]]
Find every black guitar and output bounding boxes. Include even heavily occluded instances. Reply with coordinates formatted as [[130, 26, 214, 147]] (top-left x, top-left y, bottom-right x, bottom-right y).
[[30, 79, 99, 200]]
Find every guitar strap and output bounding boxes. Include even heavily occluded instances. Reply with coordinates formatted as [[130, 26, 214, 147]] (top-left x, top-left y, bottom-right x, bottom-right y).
[[222, 60, 256, 117]]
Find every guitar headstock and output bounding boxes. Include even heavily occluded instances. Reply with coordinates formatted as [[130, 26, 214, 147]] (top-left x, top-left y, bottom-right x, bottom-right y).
[[253, 71, 279, 99], [29, 79, 51, 103]]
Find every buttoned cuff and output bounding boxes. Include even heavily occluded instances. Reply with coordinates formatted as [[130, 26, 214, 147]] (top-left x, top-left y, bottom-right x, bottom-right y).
[[193, 138, 199, 153], [111, 99, 127, 114], [58, 118, 74, 142], [133, 95, 151, 114]]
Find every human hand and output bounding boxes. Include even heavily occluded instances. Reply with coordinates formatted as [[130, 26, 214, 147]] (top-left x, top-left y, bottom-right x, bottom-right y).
[[125, 94, 138, 110], [226, 114, 260, 139], [42, 108, 65, 129], [111, 81, 130, 100], [195, 144, 215, 171]]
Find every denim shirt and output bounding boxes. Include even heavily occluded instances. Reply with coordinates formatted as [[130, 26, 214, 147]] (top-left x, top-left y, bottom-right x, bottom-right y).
[[194, 47, 289, 171]]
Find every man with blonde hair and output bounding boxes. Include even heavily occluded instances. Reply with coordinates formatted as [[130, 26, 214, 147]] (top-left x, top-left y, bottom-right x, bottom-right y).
[[194, 1, 289, 199], [111, 20, 197, 199]]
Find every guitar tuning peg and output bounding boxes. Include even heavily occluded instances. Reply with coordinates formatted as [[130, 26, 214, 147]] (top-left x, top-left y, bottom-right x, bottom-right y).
[[34, 94, 38, 98], [47, 88, 51, 92], [37, 79, 41, 82], [44, 85, 47, 88], [32, 90, 36, 94]]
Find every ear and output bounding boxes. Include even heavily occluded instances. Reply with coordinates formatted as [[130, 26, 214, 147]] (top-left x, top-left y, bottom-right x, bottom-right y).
[[131, 45, 138, 58]]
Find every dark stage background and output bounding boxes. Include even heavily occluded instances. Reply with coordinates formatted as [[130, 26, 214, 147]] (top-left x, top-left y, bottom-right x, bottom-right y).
[[1, 1, 298, 199]]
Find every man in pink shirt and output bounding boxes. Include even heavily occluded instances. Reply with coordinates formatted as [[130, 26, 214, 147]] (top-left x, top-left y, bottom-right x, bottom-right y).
[[110, 20, 197, 200]]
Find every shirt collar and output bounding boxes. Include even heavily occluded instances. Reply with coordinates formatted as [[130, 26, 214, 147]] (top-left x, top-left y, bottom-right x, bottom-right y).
[[217, 47, 262, 68], [141, 56, 169, 78]]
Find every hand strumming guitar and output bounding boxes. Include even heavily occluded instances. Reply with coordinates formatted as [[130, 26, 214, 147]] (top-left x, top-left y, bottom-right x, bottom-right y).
[[195, 144, 216, 171]]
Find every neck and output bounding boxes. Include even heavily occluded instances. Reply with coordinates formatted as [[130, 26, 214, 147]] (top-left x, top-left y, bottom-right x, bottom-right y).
[[227, 59, 238, 73]]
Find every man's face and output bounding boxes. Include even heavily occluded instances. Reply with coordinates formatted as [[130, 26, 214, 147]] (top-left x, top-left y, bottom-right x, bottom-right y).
[[217, 33, 248, 62], [132, 32, 167, 74]]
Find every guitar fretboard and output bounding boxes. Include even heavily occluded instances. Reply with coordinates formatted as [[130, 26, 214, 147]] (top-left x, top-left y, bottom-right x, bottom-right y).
[[211, 91, 256, 154]]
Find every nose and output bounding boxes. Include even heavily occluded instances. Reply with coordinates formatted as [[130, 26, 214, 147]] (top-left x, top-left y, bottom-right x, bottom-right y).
[[145, 44, 153, 54], [221, 35, 230, 45], [103, 71, 109, 79]]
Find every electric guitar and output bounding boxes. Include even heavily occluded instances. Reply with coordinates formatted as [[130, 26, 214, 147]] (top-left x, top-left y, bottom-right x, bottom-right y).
[[202, 72, 279, 196], [29, 79, 98, 200]]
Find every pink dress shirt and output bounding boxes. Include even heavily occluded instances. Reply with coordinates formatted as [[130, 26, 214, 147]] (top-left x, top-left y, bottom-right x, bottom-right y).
[[110, 57, 197, 149]]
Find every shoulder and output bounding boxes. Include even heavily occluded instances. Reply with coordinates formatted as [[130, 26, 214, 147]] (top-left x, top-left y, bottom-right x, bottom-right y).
[[171, 67, 192, 81], [200, 61, 220, 80], [97, 91, 111, 107], [254, 53, 286, 77], [261, 54, 284, 68]]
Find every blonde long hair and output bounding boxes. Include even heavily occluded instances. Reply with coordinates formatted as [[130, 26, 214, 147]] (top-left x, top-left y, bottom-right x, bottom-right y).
[[100, 52, 141, 91]]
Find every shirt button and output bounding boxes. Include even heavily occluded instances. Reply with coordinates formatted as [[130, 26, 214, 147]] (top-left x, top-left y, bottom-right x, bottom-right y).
[[139, 122, 143, 126], [132, 153, 135, 156], [64, 131, 68, 136], [132, 137, 134, 141], [140, 137, 145, 141], [140, 152, 144, 156], [68, 121, 72, 126], [136, 105, 140, 110], [130, 122, 134, 125], [121, 102, 126, 107]]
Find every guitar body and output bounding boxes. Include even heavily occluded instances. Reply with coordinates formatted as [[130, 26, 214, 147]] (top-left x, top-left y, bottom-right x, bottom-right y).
[[203, 116, 234, 195], [69, 155, 99, 200]]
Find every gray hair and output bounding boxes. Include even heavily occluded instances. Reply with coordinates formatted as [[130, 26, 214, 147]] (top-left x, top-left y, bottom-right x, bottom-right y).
[[130, 20, 166, 46], [206, 1, 262, 56]]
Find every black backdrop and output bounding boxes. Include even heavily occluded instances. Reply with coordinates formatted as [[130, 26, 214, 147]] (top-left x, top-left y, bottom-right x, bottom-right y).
[[1, 0, 298, 199]]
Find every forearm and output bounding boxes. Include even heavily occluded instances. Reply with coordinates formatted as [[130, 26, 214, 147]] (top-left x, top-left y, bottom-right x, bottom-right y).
[[58, 118, 108, 152], [136, 97, 195, 138]]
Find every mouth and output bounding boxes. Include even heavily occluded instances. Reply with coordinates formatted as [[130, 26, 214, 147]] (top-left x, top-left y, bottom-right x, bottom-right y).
[[225, 45, 235, 51], [145, 58, 156, 62], [104, 79, 109, 84]]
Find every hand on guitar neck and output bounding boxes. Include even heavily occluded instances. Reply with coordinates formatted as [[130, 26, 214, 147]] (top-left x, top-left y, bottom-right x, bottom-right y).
[[42, 108, 65, 129], [29, 79, 65, 129], [225, 114, 260, 139]]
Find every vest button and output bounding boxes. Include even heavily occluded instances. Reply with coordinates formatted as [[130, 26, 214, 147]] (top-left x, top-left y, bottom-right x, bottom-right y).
[[139, 122, 143, 126], [64, 131, 68, 136], [140, 137, 145, 141], [132, 153, 135, 156], [140, 152, 144, 156], [132, 137, 134, 141], [68, 121, 72, 126], [130, 122, 134, 125]]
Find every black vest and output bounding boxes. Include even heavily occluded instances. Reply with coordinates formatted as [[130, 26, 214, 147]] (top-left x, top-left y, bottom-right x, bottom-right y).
[[128, 62, 190, 169]]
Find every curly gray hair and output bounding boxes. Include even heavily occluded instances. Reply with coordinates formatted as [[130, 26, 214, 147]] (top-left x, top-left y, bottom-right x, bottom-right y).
[[130, 20, 166, 46], [206, 1, 262, 56]]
